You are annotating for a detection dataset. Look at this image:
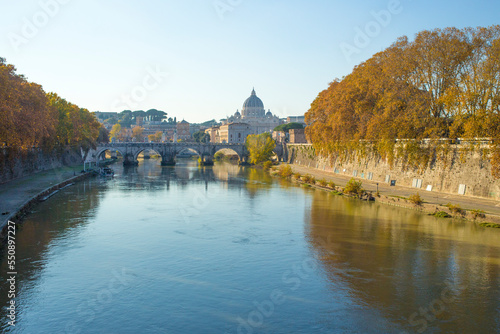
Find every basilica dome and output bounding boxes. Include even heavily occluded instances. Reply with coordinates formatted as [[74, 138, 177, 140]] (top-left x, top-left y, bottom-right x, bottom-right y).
[[241, 89, 265, 118]]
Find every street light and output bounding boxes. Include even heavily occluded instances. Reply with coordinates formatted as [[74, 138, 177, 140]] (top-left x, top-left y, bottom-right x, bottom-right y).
[[376, 183, 379, 194]]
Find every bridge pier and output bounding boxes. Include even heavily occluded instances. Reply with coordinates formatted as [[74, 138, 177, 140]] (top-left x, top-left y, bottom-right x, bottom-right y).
[[199, 154, 214, 166], [161, 153, 176, 166], [238, 156, 250, 166], [123, 154, 138, 166]]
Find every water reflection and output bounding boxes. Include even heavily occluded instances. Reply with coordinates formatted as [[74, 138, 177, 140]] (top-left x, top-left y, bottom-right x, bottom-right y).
[[306, 191, 500, 333], [0, 159, 498, 334], [0, 179, 104, 328]]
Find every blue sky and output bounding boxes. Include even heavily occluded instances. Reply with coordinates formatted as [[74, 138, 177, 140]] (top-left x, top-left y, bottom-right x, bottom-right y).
[[1, 0, 499, 123]]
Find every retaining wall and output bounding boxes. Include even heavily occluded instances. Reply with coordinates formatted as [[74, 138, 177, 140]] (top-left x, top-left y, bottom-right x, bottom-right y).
[[287, 144, 500, 200], [0, 148, 83, 184]]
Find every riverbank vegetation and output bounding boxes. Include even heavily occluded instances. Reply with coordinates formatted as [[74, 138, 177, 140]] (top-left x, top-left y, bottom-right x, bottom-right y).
[[268, 164, 500, 228], [305, 26, 500, 176], [246, 133, 276, 164], [0, 57, 104, 153]]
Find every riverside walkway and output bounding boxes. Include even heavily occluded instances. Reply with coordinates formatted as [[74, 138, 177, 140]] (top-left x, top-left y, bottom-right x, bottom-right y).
[[0, 166, 84, 231], [290, 164, 500, 216]]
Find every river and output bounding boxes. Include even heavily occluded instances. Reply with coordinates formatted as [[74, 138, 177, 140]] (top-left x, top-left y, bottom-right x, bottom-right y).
[[1, 159, 499, 333]]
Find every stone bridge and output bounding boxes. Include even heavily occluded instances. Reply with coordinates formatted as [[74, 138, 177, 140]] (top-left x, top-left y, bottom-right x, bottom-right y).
[[88, 142, 286, 166]]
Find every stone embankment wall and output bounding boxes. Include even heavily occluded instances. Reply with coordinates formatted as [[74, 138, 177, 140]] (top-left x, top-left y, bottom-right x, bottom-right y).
[[287, 144, 500, 200], [0, 148, 83, 184]]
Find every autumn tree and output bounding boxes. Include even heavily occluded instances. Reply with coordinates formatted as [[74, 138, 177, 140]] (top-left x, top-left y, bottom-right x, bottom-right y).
[[110, 124, 123, 141], [0, 58, 100, 151], [0, 58, 56, 150], [306, 25, 500, 152], [245, 133, 276, 164], [132, 126, 144, 142], [148, 131, 163, 143]]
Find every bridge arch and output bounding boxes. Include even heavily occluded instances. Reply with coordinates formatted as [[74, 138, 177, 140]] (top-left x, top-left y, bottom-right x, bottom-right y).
[[95, 147, 126, 160], [176, 147, 201, 157], [133, 148, 162, 161], [92, 142, 249, 166], [214, 147, 241, 161]]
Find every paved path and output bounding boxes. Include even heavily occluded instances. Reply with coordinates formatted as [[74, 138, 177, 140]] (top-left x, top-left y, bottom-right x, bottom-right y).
[[0, 166, 83, 228], [289, 164, 500, 216]]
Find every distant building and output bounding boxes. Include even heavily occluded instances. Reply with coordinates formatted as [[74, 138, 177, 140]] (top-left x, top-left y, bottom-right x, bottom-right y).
[[205, 126, 220, 143], [138, 122, 176, 142], [272, 131, 288, 144], [219, 123, 252, 144], [289, 128, 308, 144], [286, 116, 306, 125], [177, 120, 191, 141], [224, 89, 281, 134], [189, 124, 201, 136]]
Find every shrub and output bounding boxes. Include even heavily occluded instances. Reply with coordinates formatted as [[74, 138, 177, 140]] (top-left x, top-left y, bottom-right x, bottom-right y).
[[446, 203, 465, 216], [302, 174, 312, 183], [344, 178, 363, 195], [309, 176, 316, 185], [278, 165, 293, 178], [292, 173, 301, 180], [262, 161, 273, 170], [471, 209, 486, 220], [408, 192, 423, 206], [327, 181, 336, 188]]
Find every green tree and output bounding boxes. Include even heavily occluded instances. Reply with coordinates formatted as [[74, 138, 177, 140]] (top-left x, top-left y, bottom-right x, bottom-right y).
[[245, 133, 276, 164], [97, 126, 109, 143], [273, 122, 304, 133], [193, 130, 210, 143]]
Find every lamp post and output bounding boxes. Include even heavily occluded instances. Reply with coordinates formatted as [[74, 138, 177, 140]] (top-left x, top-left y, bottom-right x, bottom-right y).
[[376, 183, 379, 194]]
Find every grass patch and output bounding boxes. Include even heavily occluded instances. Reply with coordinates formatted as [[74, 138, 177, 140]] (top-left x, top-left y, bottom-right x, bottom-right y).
[[432, 211, 452, 218], [387, 195, 407, 200]]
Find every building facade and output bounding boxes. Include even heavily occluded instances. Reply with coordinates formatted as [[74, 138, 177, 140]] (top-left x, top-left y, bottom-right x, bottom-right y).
[[286, 116, 306, 125], [176, 120, 191, 141], [219, 123, 252, 144], [289, 128, 308, 144]]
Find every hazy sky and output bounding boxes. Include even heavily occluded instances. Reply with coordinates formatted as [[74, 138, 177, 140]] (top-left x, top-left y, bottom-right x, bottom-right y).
[[1, 0, 499, 123]]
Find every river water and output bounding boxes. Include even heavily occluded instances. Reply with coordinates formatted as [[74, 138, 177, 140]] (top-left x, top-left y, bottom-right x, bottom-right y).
[[0, 159, 499, 334]]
